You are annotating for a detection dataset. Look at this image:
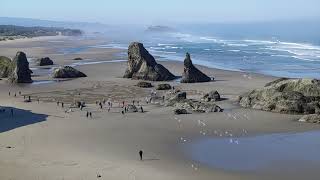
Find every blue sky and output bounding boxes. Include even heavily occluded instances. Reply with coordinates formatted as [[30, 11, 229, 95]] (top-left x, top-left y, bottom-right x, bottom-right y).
[[1, 0, 320, 24]]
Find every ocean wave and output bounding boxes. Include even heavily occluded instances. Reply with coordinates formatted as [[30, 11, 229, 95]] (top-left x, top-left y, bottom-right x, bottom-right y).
[[158, 43, 175, 46], [226, 43, 249, 47], [91, 44, 128, 49], [228, 50, 241, 52]]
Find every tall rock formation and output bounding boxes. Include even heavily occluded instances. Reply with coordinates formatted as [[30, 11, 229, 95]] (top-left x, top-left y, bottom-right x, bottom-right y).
[[180, 53, 212, 83], [9, 52, 33, 83], [123, 42, 176, 81]]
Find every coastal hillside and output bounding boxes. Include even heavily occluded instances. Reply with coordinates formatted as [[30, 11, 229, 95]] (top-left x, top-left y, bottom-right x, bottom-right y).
[[0, 25, 82, 41]]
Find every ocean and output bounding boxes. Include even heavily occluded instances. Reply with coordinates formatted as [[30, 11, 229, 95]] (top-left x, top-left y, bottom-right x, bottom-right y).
[[97, 23, 320, 79]]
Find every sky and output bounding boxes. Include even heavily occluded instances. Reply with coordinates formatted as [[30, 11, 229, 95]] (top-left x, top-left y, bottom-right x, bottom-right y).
[[1, 0, 320, 24]]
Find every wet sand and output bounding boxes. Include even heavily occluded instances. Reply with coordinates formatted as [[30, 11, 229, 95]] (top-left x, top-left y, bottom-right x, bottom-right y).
[[0, 36, 319, 180]]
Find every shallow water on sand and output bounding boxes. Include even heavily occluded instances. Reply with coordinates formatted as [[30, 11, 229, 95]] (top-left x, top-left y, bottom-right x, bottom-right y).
[[185, 131, 320, 172]]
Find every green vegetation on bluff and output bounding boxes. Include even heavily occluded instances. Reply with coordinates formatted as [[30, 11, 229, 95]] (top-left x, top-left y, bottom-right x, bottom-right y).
[[0, 25, 82, 41]]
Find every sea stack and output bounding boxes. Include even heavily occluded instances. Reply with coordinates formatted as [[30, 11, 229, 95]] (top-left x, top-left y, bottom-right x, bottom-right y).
[[9, 51, 33, 83], [123, 42, 176, 81], [180, 53, 212, 83]]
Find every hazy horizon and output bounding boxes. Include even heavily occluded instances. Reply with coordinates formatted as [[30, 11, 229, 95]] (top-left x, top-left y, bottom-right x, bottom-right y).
[[2, 0, 320, 25]]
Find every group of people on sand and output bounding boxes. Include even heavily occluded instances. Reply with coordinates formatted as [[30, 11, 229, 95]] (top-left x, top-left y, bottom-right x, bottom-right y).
[[6, 90, 149, 163]]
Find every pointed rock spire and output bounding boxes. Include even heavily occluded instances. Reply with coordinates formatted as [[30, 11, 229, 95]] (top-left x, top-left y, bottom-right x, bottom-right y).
[[181, 53, 212, 83]]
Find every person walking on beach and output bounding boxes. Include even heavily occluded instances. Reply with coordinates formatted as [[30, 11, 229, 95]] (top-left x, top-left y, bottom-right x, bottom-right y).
[[89, 112, 92, 118], [140, 106, 144, 113], [139, 150, 143, 161], [9, 92, 10, 96], [86, 111, 89, 118], [61, 102, 64, 108]]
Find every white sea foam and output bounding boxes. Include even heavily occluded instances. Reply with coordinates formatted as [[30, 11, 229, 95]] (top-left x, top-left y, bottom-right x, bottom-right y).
[[158, 43, 175, 46], [228, 50, 241, 52]]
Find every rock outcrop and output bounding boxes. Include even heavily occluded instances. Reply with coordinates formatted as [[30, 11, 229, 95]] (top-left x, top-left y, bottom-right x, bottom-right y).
[[9, 52, 33, 83], [52, 66, 87, 78], [123, 42, 176, 81], [202, 90, 221, 102], [299, 114, 320, 123], [136, 81, 153, 88], [174, 109, 188, 115], [180, 53, 212, 83], [0, 56, 13, 78], [126, 105, 138, 113], [166, 91, 223, 113], [35, 57, 53, 66], [239, 78, 320, 114], [156, 83, 172, 90]]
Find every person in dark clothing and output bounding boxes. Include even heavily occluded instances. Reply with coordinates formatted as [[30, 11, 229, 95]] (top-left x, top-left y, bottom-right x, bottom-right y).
[[86, 111, 89, 118], [10, 109, 14, 117], [61, 102, 64, 108], [89, 112, 92, 118], [140, 106, 144, 113], [9, 92, 10, 96], [139, 150, 143, 161], [14, 93, 16, 97], [121, 110, 124, 115]]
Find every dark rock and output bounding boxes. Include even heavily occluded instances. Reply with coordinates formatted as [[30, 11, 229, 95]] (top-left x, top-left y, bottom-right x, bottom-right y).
[[35, 57, 53, 66], [124, 42, 176, 81], [126, 105, 138, 113], [166, 91, 223, 113], [167, 92, 187, 106], [239, 78, 320, 114], [202, 90, 221, 102], [8, 52, 33, 83], [136, 81, 153, 88], [156, 83, 172, 90], [0, 56, 13, 78], [174, 109, 188, 115], [181, 53, 212, 83], [52, 66, 87, 78], [73, 57, 83, 60]]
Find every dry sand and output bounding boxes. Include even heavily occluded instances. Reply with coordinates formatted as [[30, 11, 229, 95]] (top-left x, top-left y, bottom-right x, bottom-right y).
[[0, 36, 319, 180]]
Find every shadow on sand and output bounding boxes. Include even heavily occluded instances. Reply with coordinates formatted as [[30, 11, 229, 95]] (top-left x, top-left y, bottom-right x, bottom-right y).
[[0, 106, 48, 133]]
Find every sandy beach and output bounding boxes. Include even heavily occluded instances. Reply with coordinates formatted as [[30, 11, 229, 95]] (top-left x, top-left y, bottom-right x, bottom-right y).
[[0, 36, 320, 180]]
